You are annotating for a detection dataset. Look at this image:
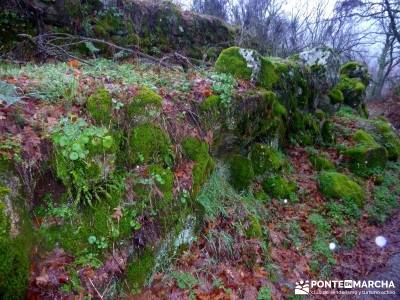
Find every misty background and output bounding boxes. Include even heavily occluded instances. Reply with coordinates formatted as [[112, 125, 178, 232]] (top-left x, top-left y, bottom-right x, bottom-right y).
[[173, 0, 399, 99]]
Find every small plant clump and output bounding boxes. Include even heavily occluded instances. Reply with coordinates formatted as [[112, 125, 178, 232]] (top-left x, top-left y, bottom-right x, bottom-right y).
[[51, 116, 116, 205], [86, 87, 113, 125]]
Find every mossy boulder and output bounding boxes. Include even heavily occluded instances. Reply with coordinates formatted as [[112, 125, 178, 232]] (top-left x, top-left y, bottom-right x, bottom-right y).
[[182, 137, 215, 195], [343, 130, 388, 176], [126, 86, 162, 122], [340, 61, 370, 86], [328, 86, 344, 104], [215, 47, 259, 81], [228, 154, 255, 191], [87, 88, 113, 125], [233, 90, 287, 147], [337, 76, 366, 108], [299, 47, 340, 94], [129, 123, 173, 166], [318, 171, 365, 207], [262, 175, 296, 199], [250, 144, 287, 175], [372, 118, 400, 160]]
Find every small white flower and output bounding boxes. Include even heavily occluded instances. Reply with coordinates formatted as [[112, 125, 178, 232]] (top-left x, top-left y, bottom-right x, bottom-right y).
[[283, 199, 288, 204], [375, 236, 387, 248], [365, 160, 368, 164], [329, 242, 336, 251]]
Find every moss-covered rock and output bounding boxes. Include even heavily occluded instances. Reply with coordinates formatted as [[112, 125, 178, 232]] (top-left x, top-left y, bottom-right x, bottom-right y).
[[228, 154, 255, 191], [233, 90, 287, 147], [129, 123, 173, 166], [86, 88, 113, 125], [182, 137, 215, 195], [343, 130, 388, 176], [126, 86, 162, 122], [262, 175, 296, 199], [328, 86, 344, 104], [340, 61, 370, 86], [372, 118, 400, 160], [250, 144, 287, 175], [318, 171, 365, 207], [337, 76, 366, 108], [214, 47, 258, 81]]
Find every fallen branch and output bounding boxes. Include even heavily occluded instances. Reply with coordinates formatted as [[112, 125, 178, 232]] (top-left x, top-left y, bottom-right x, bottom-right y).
[[18, 33, 176, 68]]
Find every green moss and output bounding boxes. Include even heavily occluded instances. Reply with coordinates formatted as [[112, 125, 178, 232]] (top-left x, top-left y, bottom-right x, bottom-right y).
[[129, 123, 173, 166], [87, 88, 113, 125], [228, 155, 255, 190], [343, 130, 388, 176], [214, 47, 252, 80], [199, 95, 221, 112], [337, 76, 366, 108], [245, 216, 263, 239], [0, 191, 30, 300], [328, 86, 344, 104], [340, 61, 370, 86], [321, 120, 335, 144], [372, 118, 400, 160], [250, 144, 287, 175], [125, 247, 155, 291], [308, 153, 335, 171], [126, 86, 162, 119], [182, 137, 215, 195], [234, 90, 286, 147], [318, 171, 365, 207], [262, 175, 296, 199], [260, 57, 279, 89]]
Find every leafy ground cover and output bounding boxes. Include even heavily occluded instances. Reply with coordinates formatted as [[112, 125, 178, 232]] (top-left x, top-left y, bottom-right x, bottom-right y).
[[0, 57, 400, 300]]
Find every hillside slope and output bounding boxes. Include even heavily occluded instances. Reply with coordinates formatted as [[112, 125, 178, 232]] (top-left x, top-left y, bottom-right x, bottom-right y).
[[0, 46, 400, 299]]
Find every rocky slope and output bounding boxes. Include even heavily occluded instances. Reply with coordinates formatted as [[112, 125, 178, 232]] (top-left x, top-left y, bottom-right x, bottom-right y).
[[0, 45, 400, 299]]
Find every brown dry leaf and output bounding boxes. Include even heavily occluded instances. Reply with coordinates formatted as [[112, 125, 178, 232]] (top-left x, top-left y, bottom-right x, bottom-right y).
[[35, 273, 50, 286]]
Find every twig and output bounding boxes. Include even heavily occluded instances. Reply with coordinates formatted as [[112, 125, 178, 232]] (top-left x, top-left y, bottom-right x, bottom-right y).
[[88, 278, 103, 300]]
